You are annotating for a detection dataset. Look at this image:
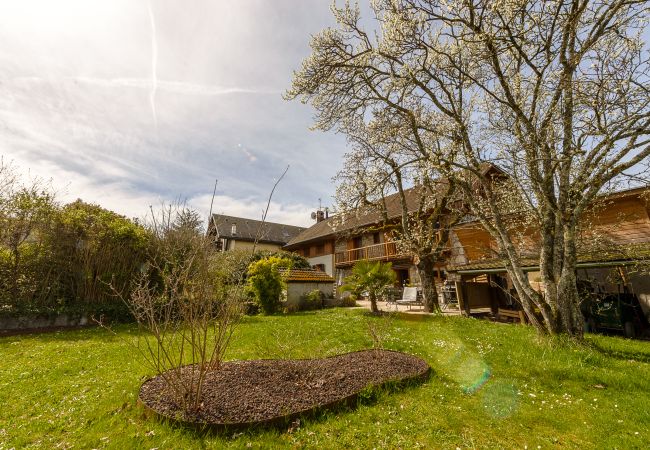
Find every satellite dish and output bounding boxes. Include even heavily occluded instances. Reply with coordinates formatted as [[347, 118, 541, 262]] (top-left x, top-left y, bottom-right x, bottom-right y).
[[311, 212, 317, 220]]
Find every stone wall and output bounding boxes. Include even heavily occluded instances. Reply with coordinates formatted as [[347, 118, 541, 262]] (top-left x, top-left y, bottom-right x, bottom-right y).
[[0, 313, 92, 331]]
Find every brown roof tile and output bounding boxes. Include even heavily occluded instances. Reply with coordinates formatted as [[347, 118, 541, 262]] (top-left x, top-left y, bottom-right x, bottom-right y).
[[280, 269, 335, 282]]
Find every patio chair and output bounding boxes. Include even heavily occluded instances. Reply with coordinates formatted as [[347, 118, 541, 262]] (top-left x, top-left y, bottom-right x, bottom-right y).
[[440, 283, 458, 311], [395, 287, 423, 310]]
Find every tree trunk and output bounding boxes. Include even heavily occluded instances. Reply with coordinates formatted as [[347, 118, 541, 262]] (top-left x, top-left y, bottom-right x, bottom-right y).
[[540, 224, 584, 338], [417, 256, 440, 313], [369, 291, 379, 314]]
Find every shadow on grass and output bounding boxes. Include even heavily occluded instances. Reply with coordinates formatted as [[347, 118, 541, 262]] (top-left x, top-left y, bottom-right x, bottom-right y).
[[586, 339, 650, 364], [363, 310, 440, 323]]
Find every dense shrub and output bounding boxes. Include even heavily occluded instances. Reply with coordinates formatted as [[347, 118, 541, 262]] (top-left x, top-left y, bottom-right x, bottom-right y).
[[50, 201, 149, 314], [299, 289, 325, 311], [246, 256, 292, 314], [0, 173, 149, 320], [213, 249, 310, 285]]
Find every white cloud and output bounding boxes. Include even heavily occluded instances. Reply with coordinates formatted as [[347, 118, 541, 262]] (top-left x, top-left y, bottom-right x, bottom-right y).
[[0, 0, 347, 230]]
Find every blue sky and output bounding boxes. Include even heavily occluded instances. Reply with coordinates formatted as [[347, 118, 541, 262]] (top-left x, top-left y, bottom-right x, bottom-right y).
[[0, 0, 348, 227]]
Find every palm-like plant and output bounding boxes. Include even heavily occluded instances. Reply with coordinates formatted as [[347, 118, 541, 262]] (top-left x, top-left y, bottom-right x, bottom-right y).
[[340, 260, 397, 314]]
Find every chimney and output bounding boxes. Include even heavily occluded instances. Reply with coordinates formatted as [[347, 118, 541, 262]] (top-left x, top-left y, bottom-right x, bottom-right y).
[[316, 210, 325, 222]]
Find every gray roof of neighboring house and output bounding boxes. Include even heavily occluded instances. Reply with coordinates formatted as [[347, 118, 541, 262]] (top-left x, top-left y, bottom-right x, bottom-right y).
[[209, 214, 306, 245]]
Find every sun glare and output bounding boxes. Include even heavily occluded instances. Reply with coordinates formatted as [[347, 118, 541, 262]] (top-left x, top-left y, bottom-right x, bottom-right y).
[[0, 0, 127, 36]]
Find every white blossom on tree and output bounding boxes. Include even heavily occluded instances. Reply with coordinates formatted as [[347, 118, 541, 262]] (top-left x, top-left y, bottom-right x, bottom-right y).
[[287, 0, 650, 337]]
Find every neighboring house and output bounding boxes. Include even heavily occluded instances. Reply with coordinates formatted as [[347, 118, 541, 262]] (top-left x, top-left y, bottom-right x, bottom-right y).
[[284, 167, 498, 286], [208, 214, 305, 252]]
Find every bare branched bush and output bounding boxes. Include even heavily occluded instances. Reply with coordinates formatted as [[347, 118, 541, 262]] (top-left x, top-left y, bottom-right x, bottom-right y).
[[115, 203, 244, 414], [365, 311, 396, 350]]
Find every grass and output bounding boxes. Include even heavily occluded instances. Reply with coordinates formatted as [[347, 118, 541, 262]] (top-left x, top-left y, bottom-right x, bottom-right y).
[[1, 308, 649, 449]]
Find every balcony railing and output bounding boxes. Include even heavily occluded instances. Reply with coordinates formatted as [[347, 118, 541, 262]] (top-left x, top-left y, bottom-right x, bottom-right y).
[[335, 241, 409, 266]]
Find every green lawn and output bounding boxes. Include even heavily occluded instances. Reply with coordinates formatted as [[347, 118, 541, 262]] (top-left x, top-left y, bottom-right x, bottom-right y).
[[1, 309, 649, 449]]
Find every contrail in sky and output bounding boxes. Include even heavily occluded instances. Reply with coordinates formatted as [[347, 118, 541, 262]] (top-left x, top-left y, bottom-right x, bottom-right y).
[[147, 0, 158, 128], [11, 76, 281, 96]]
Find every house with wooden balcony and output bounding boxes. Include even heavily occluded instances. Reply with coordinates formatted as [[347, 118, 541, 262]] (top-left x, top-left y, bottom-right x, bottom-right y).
[[283, 187, 450, 289]]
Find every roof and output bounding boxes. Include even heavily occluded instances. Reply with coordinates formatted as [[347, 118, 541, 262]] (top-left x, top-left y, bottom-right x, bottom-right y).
[[280, 268, 335, 282], [447, 242, 650, 274], [209, 214, 305, 245], [284, 164, 504, 249], [284, 167, 649, 249], [284, 184, 443, 248]]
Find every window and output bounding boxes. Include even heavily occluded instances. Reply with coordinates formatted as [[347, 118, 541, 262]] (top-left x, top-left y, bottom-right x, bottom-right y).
[[313, 264, 326, 272], [350, 236, 362, 249], [373, 232, 381, 244]]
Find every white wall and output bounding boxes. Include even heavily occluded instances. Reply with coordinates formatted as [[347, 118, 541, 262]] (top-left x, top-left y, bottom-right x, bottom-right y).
[[285, 282, 335, 306], [307, 254, 335, 277]]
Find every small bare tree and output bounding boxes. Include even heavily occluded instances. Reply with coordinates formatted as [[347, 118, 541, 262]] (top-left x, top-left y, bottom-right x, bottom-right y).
[[115, 203, 243, 414]]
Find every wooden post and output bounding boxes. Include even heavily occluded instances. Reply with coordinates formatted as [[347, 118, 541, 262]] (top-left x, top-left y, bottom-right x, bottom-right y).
[[518, 310, 526, 324], [487, 275, 499, 315], [455, 281, 468, 316]]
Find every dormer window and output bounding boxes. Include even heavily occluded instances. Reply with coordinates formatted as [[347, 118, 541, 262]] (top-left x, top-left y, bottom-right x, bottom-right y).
[[231, 223, 237, 235]]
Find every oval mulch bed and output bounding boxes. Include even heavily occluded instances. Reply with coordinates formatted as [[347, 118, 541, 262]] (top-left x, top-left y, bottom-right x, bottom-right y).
[[139, 349, 430, 431]]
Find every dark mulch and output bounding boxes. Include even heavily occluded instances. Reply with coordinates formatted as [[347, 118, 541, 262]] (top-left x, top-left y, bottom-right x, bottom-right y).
[[139, 349, 430, 429]]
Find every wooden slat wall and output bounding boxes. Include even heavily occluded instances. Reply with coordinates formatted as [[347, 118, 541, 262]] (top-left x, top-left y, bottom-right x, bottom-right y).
[[584, 197, 650, 244], [454, 194, 650, 264], [453, 227, 495, 261]]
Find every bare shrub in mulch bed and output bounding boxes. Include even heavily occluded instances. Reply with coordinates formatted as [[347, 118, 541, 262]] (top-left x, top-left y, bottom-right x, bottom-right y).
[[138, 349, 430, 431]]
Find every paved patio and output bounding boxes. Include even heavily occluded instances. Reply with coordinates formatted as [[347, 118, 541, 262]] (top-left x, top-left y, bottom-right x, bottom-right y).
[[355, 299, 463, 315]]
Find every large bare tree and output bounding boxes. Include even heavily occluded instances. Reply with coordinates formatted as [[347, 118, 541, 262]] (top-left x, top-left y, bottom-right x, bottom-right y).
[[287, 0, 650, 337]]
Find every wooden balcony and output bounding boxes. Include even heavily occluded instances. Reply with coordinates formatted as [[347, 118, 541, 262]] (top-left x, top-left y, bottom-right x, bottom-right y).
[[335, 241, 411, 267]]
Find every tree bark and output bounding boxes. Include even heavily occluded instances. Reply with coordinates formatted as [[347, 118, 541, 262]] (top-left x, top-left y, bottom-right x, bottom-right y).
[[369, 291, 379, 314], [417, 256, 440, 313], [540, 223, 584, 338]]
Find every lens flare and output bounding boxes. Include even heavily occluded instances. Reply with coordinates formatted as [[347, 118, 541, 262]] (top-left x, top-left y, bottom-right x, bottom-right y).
[[480, 380, 519, 418], [429, 335, 490, 393]]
